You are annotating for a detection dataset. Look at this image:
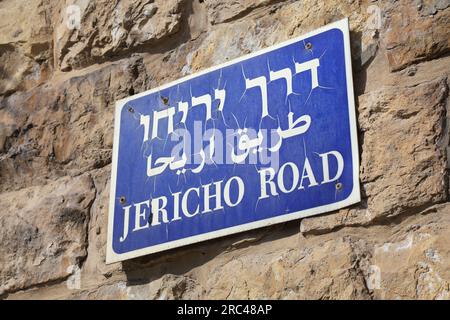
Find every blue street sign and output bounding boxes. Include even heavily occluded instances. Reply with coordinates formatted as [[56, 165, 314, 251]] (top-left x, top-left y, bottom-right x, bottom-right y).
[[107, 19, 360, 263]]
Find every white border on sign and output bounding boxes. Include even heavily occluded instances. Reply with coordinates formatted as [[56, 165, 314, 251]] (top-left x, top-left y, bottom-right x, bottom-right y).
[[106, 18, 360, 264]]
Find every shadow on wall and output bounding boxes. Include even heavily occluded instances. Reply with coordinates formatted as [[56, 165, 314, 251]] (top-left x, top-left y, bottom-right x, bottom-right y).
[[121, 219, 300, 287], [350, 28, 376, 208]]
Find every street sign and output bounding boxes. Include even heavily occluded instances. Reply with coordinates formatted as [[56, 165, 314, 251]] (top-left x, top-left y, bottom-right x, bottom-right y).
[[107, 18, 360, 263]]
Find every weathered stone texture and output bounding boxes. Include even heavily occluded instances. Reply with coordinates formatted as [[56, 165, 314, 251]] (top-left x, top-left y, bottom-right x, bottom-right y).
[[0, 56, 148, 193], [0, 174, 95, 296], [301, 76, 450, 234], [191, 0, 371, 73], [54, 0, 186, 71], [205, 0, 278, 25], [81, 166, 124, 284], [0, 0, 52, 95], [0, 0, 450, 300], [64, 203, 450, 300], [359, 79, 448, 214]]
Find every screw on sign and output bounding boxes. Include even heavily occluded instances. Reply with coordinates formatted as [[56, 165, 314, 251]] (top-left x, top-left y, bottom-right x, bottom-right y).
[[106, 19, 360, 263]]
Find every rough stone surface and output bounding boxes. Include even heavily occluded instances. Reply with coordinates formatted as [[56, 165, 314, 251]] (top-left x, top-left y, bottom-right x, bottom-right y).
[[1, 0, 450, 300], [54, 0, 186, 71], [191, 0, 372, 73], [382, 0, 450, 71], [0, 174, 95, 296], [0, 56, 148, 193], [0, 0, 52, 95], [300, 76, 449, 235], [205, 0, 278, 25]]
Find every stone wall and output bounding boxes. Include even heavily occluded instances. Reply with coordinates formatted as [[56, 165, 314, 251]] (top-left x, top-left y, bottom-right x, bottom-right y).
[[0, 0, 449, 299]]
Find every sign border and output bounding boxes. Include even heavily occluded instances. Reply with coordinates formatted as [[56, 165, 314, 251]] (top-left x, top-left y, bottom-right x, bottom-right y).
[[106, 18, 360, 264]]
